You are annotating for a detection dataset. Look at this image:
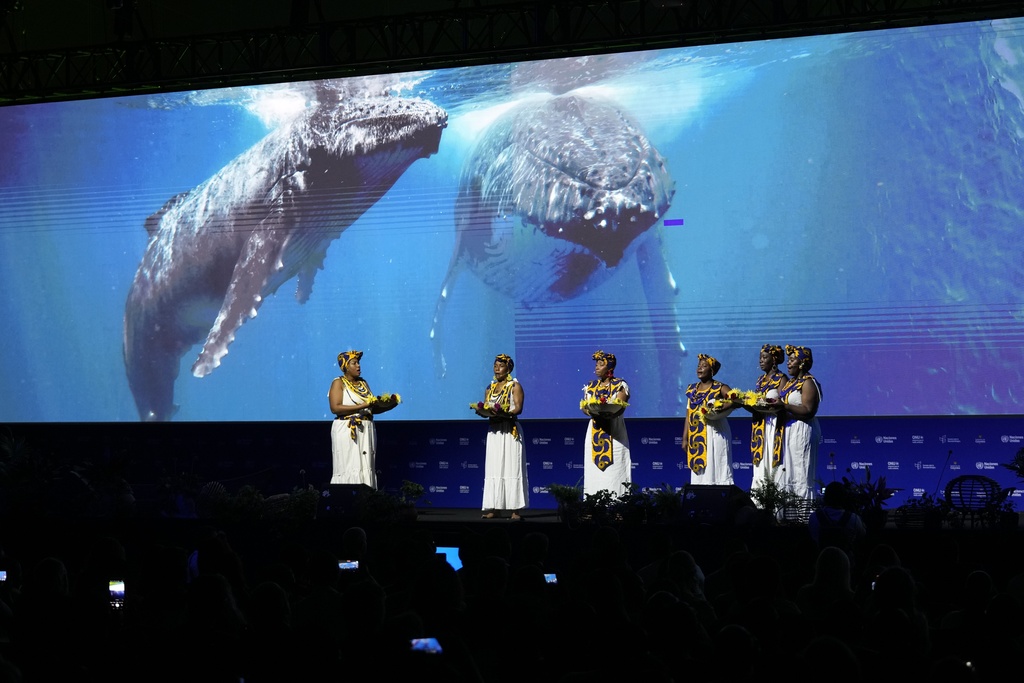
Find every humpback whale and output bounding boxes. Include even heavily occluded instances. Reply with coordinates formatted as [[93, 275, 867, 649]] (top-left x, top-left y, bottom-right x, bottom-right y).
[[124, 93, 448, 421], [430, 93, 685, 410]]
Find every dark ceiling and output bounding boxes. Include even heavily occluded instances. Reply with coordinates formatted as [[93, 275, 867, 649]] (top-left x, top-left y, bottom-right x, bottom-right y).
[[2, 0, 1023, 104], [0, 1, 464, 51]]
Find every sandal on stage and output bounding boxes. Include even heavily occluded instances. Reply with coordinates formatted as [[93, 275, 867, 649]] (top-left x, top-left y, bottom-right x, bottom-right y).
[[510, 512, 522, 521], [481, 512, 496, 519]]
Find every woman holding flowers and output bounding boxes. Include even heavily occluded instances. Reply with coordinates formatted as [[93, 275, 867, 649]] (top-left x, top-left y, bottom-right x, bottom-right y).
[[748, 344, 788, 495], [581, 350, 631, 496], [777, 345, 822, 502], [476, 353, 528, 520], [683, 353, 735, 486], [329, 350, 399, 489]]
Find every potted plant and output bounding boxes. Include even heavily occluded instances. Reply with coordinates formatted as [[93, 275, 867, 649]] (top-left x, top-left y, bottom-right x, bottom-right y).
[[547, 481, 583, 523], [985, 497, 1019, 531], [996, 447, 1023, 529], [893, 491, 949, 530], [385, 480, 424, 523], [841, 467, 898, 532], [647, 483, 684, 524], [611, 482, 647, 524], [355, 480, 426, 525], [581, 488, 621, 525], [749, 477, 801, 522], [1001, 446, 1024, 482], [285, 484, 322, 520], [398, 479, 427, 506], [194, 482, 267, 522]]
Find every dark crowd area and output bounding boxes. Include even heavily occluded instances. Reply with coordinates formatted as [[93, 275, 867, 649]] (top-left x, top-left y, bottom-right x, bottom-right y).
[[0, 515, 1022, 683]]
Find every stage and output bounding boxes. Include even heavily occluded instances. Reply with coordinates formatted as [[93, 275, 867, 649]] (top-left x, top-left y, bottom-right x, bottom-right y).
[[2, 415, 1021, 516]]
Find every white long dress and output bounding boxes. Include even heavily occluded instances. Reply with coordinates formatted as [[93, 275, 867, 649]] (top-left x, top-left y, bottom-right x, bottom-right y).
[[778, 376, 822, 501], [750, 371, 787, 494], [330, 378, 377, 489], [689, 414, 734, 486], [748, 412, 780, 492], [582, 379, 632, 496], [481, 379, 529, 511], [685, 381, 734, 486]]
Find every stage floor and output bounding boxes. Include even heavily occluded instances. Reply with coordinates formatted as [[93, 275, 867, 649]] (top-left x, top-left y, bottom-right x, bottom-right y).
[[414, 507, 562, 524]]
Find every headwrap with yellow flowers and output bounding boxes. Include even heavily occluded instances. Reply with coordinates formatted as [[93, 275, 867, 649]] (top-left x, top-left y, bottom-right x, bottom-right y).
[[761, 344, 785, 366], [785, 345, 813, 371], [337, 350, 363, 372], [698, 353, 721, 376]]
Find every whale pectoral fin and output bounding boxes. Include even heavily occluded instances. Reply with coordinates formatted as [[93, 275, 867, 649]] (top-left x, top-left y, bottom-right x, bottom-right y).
[[430, 218, 478, 380], [144, 190, 189, 239], [636, 229, 687, 413], [296, 249, 331, 303], [191, 228, 286, 378], [295, 264, 320, 304], [124, 294, 188, 422], [430, 262, 466, 379], [636, 228, 680, 300]]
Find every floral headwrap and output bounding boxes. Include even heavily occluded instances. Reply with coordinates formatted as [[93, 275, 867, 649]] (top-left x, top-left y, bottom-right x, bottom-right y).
[[592, 350, 617, 372], [337, 350, 363, 371], [761, 344, 785, 366], [495, 353, 514, 372], [785, 345, 813, 371], [698, 353, 721, 376]]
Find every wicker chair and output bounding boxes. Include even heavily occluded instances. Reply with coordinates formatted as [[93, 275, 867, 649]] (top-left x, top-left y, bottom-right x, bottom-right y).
[[781, 499, 816, 525], [944, 475, 1014, 528]]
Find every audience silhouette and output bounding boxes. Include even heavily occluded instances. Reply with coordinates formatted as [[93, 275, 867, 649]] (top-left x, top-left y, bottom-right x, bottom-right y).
[[0, 512, 1022, 682]]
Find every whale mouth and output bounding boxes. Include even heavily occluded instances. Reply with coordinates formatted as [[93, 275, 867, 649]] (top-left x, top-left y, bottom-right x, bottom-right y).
[[529, 199, 662, 269], [124, 94, 448, 421], [472, 93, 674, 270], [460, 196, 662, 305]]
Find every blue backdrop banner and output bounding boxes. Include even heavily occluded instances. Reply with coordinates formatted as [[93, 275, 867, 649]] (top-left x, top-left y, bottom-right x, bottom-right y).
[[375, 416, 1024, 509]]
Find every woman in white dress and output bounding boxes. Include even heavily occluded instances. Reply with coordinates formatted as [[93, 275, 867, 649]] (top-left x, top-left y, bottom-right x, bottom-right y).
[[328, 350, 397, 489], [477, 353, 528, 520], [683, 353, 735, 486], [777, 345, 822, 502], [748, 344, 788, 496], [581, 350, 631, 496]]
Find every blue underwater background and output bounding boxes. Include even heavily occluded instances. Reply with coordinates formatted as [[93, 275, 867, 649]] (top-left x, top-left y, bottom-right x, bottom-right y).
[[1, 18, 1023, 423]]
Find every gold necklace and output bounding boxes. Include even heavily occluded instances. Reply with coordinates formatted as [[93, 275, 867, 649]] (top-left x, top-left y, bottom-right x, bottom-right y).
[[488, 378, 514, 409], [343, 375, 372, 399]]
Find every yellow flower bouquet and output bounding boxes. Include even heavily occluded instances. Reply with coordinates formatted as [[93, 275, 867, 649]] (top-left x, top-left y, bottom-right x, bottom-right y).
[[702, 390, 750, 420], [703, 389, 780, 419], [470, 400, 508, 417], [701, 399, 734, 421], [580, 397, 629, 417], [731, 388, 784, 412], [725, 389, 761, 407], [370, 393, 401, 414]]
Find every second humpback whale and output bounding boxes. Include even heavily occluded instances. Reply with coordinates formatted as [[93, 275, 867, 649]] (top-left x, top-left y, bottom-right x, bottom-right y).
[[430, 92, 685, 409], [124, 92, 448, 421]]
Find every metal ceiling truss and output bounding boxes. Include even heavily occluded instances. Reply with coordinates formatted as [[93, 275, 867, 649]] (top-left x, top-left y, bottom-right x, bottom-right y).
[[2, 0, 1022, 104]]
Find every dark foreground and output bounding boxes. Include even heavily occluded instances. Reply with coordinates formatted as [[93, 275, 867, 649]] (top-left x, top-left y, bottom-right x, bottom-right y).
[[0, 508, 1022, 682]]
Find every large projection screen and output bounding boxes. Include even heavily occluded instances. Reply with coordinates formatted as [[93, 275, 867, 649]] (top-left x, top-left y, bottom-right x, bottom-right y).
[[1, 18, 1023, 423]]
